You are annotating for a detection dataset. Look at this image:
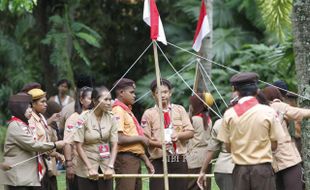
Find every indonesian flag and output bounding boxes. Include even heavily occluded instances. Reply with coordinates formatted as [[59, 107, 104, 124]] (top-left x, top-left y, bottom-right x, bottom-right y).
[[192, 0, 210, 52], [143, 0, 167, 45]]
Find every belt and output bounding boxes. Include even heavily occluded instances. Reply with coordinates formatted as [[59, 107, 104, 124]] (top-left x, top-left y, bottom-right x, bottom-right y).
[[117, 152, 140, 158]]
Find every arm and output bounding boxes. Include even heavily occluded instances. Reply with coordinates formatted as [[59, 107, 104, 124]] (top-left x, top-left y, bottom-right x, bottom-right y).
[[64, 143, 74, 180], [118, 132, 149, 147], [76, 142, 98, 180], [197, 150, 214, 189], [140, 154, 155, 174], [271, 141, 277, 151]]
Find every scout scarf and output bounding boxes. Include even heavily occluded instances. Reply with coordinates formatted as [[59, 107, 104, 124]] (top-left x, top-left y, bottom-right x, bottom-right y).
[[113, 100, 144, 136], [233, 97, 258, 117], [163, 107, 177, 152], [9, 116, 46, 181]]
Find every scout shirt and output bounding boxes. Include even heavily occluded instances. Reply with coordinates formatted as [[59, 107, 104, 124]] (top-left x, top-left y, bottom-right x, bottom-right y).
[[29, 112, 59, 177], [59, 101, 75, 131], [217, 96, 285, 165], [73, 110, 118, 178], [141, 104, 194, 159], [63, 112, 81, 170], [270, 99, 310, 172], [186, 114, 211, 169], [207, 119, 234, 174], [1, 118, 55, 186], [112, 102, 145, 155]]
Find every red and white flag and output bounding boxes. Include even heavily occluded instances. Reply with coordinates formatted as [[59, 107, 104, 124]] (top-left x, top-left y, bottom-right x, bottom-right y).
[[143, 0, 167, 45], [192, 0, 210, 52]]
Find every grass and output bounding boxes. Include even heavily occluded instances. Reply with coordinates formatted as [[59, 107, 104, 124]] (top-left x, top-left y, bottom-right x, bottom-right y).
[[56, 163, 219, 190]]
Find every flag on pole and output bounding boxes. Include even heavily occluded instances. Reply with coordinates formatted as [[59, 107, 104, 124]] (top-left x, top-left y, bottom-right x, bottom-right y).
[[143, 0, 167, 45], [192, 0, 210, 52]]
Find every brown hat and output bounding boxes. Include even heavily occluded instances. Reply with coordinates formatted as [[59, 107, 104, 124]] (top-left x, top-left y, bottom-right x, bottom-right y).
[[28, 88, 46, 100], [113, 78, 135, 90], [230, 72, 259, 88], [21, 82, 41, 92]]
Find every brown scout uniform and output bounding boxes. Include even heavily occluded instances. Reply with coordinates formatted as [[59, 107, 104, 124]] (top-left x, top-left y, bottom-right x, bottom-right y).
[[218, 97, 285, 190], [73, 110, 118, 189], [1, 120, 55, 187], [112, 104, 145, 190], [270, 99, 310, 190], [186, 115, 211, 190], [141, 104, 194, 190], [217, 72, 285, 190]]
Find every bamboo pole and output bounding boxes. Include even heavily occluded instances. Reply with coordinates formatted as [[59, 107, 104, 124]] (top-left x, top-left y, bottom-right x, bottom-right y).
[[98, 174, 214, 178], [152, 40, 169, 190]]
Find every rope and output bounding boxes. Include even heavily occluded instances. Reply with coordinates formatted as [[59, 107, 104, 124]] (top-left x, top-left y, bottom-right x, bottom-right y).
[[197, 59, 228, 108], [167, 41, 310, 101], [155, 41, 222, 119], [134, 59, 196, 104]]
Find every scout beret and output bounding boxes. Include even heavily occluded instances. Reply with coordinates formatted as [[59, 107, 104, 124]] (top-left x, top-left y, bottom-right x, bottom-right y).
[[272, 80, 288, 96], [20, 82, 41, 93], [150, 78, 172, 92], [9, 93, 32, 103], [113, 78, 135, 90], [28, 88, 46, 100], [230, 72, 259, 87]]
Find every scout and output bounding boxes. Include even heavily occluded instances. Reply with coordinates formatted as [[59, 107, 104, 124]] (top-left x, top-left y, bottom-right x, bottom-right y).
[[112, 78, 154, 190], [74, 86, 118, 190], [263, 86, 310, 190], [141, 78, 194, 190], [217, 72, 285, 190]]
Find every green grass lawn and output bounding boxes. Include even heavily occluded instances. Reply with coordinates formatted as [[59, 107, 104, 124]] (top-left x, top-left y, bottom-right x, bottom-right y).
[[56, 163, 219, 190]]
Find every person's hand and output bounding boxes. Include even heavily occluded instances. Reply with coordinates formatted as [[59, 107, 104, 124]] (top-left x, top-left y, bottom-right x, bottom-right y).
[[50, 113, 61, 123], [55, 140, 67, 149], [145, 160, 155, 174], [66, 163, 75, 181], [88, 168, 99, 180], [140, 136, 149, 147], [171, 132, 178, 142], [56, 153, 65, 164], [197, 172, 206, 190], [103, 167, 114, 179], [0, 163, 12, 171]]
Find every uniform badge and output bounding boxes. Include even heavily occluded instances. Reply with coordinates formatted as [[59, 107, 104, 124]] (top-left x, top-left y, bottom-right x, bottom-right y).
[[66, 124, 74, 132], [75, 119, 84, 129], [141, 120, 147, 128]]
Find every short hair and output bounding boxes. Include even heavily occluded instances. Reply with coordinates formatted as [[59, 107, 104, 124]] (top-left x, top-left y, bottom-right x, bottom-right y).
[[263, 86, 283, 102], [150, 78, 172, 92], [57, 79, 71, 89], [238, 85, 258, 97]]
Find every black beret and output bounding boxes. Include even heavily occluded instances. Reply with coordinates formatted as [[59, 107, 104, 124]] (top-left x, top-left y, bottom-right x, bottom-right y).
[[150, 78, 172, 92], [114, 78, 135, 90], [20, 82, 41, 93], [230, 72, 259, 87]]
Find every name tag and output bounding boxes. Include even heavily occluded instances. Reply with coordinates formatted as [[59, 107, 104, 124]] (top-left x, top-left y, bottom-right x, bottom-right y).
[[98, 144, 110, 159]]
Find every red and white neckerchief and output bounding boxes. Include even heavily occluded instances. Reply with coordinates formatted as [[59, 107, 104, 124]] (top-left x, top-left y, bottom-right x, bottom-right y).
[[233, 97, 259, 117]]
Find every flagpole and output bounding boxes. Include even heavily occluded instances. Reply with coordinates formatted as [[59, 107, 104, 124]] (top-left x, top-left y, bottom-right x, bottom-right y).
[[152, 40, 170, 190]]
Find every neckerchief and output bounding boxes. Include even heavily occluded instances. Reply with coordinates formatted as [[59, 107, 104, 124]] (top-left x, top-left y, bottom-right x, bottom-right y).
[[233, 97, 258, 117], [113, 100, 144, 136]]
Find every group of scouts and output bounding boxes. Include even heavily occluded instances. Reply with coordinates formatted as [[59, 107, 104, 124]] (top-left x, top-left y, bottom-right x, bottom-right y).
[[0, 72, 309, 190]]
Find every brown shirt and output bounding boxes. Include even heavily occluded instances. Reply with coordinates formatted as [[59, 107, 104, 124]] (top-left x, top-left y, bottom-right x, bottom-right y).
[[112, 106, 145, 155], [217, 97, 285, 165], [1, 120, 55, 186], [270, 99, 310, 171], [141, 104, 194, 159], [74, 110, 118, 178], [207, 119, 234, 173], [186, 115, 211, 169], [64, 112, 81, 171]]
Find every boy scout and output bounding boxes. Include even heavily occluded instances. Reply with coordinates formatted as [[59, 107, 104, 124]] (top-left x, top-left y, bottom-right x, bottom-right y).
[[141, 78, 194, 190], [217, 72, 285, 190], [112, 78, 153, 190]]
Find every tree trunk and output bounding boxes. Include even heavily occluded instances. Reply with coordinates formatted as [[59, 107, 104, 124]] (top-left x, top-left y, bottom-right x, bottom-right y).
[[292, 0, 310, 189], [34, 0, 56, 95]]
